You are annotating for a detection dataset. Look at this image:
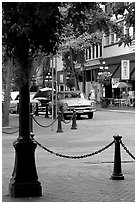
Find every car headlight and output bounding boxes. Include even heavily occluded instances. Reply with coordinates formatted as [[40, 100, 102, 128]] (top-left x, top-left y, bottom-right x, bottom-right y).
[[90, 101, 95, 107], [63, 102, 68, 111]]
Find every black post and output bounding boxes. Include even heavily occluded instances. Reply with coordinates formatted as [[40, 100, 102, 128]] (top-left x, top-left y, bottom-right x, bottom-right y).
[[111, 134, 124, 180], [35, 103, 39, 116], [17, 103, 19, 114], [45, 103, 49, 118], [57, 111, 63, 133], [71, 109, 77, 130], [9, 80, 42, 197], [53, 104, 56, 119]]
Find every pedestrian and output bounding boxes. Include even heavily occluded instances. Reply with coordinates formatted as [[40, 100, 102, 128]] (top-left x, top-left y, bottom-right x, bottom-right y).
[[88, 89, 95, 101]]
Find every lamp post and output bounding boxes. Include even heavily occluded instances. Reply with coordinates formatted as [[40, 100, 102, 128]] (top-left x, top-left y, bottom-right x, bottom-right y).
[[97, 61, 111, 98], [11, 78, 15, 91], [45, 72, 52, 87]]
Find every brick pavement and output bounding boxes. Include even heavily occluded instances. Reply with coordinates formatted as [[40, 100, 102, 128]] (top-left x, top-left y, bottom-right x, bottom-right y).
[[2, 159, 135, 202], [2, 109, 135, 202]]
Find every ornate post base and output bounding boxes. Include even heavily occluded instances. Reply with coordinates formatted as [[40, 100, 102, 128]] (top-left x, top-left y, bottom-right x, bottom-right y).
[[111, 172, 124, 180], [9, 180, 42, 198], [9, 138, 42, 197], [111, 134, 124, 180]]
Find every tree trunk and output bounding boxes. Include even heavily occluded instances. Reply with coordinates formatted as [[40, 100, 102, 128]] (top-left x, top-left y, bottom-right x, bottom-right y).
[[2, 59, 13, 127], [9, 39, 42, 197], [69, 47, 79, 90], [82, 65, 86, 94], [18, 79, 30, 140]]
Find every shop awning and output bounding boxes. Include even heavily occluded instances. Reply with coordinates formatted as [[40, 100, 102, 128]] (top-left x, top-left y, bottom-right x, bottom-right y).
[[108, 61, 135, 80], [113, 82, 131, 89], [109, 64, 121, 78], [130, 62, 135, 80]]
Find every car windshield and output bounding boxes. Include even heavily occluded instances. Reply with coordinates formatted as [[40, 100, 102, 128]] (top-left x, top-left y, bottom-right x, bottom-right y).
[[57, 92, 84, 100], [33, 90, 52, 99]]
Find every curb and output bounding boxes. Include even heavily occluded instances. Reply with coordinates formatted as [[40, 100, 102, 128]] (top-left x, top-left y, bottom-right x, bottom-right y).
[[96, 108, 135, 114]]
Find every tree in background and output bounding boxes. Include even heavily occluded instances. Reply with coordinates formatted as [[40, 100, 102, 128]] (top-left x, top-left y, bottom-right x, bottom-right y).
[[2, 2, 135, 197], [3, 2, 62, 197], [60, 2, 123, 92], [105, 2, 135, 46]]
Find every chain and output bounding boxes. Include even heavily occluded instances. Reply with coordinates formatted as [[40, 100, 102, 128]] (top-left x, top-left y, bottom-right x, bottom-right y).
[[10, 105, 18, 109], [120, 140, 135, 160], [62, 112, 75, 124], [33, 137, 114, 159], [62, 118, 71, 124], [2, 129, 19, 134], [33, 116, 57, 128]]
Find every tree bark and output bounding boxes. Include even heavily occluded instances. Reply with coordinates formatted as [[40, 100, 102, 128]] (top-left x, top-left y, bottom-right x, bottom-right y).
[[82, 65, 86, 94], [9, 37, 42, 197], [2, 59, 13, 127], [69, 47, 79, 90]]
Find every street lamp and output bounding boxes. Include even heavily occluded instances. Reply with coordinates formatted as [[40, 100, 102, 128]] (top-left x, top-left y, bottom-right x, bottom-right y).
[[45, 72, 52, 87], [97, 61, 111, 98], [98, 61, 109, 75], [98, 61, 111, 84]]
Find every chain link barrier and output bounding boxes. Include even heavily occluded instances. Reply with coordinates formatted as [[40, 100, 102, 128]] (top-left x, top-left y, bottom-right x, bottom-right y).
[[10, 105, 17, 109], [33, 115, 57, 128], [2, 128, 19, 134], [62, 113, 74, 124], [120, 140, 135, 160], [33, 137, 115, 159]]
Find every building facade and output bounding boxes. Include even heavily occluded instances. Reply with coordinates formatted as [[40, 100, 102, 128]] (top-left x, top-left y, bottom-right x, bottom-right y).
[[56, 3, 135, 105]]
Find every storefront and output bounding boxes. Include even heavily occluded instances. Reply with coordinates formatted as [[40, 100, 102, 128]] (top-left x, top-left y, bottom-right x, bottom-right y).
[[104, 53, 135, 97]]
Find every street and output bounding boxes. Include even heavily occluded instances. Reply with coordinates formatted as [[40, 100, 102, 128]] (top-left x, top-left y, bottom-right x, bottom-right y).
[[2, 110, 135, 202]]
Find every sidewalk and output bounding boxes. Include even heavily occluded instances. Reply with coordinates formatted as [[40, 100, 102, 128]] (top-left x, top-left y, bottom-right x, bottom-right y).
[[2, 110, 135, 202], [96, 102, 135, 114]]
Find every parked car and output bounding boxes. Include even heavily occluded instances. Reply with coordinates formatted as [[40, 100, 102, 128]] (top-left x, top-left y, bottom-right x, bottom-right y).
[[33, 87, 54, 112], [33, 87, 53, 105], [10, 92, 40, 114], [48, 90, 96, 119]]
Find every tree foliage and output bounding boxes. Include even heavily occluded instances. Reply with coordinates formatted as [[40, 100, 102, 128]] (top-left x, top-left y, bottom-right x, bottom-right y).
[[2, 2, 135, 89], [109, 2, 135, 46], [3, 2, 62, 56]]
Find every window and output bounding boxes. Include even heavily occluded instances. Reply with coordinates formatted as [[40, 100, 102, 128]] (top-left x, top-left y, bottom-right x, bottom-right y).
[[96, 45, 98, 58], [89, 47, 91, 59], [85, 44, 102, 60], [99, 44, 102, 57], [105, 35, 109, 45], [85, 47, 92, 60], [85, 49, 88, 60], [92, 44, 95, 59], [110, 33, 114, 44]]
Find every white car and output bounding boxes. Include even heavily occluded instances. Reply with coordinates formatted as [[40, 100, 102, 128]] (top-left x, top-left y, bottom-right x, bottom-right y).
[[10, 92, 40, 114], [49, 91, 96, 119]]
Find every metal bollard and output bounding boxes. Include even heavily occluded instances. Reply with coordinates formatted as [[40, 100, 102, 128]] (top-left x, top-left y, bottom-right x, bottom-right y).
[[17, 103, 19, 114], [30, 113, 33, 133], [45, 103, 49, 118], [71, 109, 77, 130], [35, 103, 39, 116], [30, 103, 33, 114], [57, 111, 63, 133], [111, 134, 124, 180], [30, 113, 34, 138]]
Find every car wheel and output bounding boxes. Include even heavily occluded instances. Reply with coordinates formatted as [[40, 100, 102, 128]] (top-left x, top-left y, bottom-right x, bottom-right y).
[[88, 112, 93, 119], [77, 114, 81, 119], [64, 114, 68, 120]]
